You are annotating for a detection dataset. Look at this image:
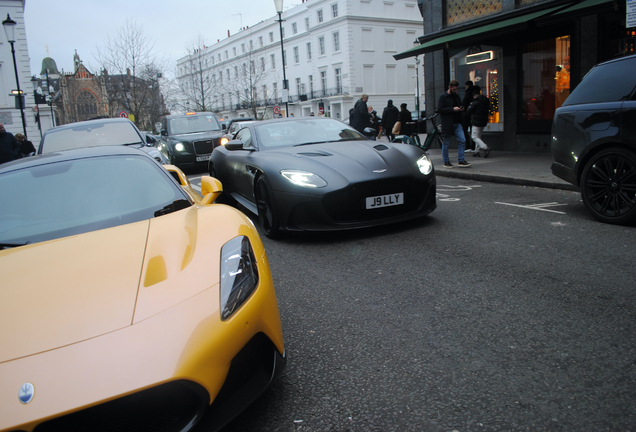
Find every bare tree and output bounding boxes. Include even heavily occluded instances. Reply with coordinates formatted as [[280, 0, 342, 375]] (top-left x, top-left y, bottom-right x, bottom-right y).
[[179, 34, 216, 112], [96, 19, 168, 131]]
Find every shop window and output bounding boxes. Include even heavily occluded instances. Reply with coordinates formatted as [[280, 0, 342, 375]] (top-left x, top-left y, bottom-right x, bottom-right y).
[[601, 14, 636, 61], [520, 35, 570, 129], [449, 46, 503, 131]]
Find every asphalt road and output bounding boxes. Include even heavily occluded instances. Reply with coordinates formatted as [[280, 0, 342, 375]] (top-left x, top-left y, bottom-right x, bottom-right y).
[[189, 175, 636, 432]]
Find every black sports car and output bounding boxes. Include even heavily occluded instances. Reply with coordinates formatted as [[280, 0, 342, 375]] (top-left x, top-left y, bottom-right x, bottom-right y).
[[208, 118, 436, 237]]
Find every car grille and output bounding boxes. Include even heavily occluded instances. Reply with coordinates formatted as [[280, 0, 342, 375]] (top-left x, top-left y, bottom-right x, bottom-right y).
[[323, 177, 431, 223], [33, 381, 208, 432], [193, 139, 214, 155]]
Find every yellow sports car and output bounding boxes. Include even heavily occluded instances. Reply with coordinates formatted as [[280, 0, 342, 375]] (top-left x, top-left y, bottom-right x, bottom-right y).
[[0, 146, 285, 432]]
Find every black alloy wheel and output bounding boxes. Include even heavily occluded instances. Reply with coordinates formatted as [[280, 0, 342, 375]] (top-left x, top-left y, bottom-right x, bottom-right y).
[[255, 177, 280, 238], [580, 148, 636, 225]]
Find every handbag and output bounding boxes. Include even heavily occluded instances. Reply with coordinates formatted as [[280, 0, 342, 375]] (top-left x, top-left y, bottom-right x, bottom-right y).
[[392, 121, 401, 135]]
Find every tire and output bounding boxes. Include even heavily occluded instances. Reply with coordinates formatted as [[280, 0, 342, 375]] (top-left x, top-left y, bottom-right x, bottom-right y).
[[255, 176, 281, 238], [580, 148, 636, 225]]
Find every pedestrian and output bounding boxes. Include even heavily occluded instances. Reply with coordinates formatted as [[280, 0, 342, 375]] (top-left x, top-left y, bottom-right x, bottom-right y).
[[15, 133, 36, 158], [290, 113, 294, 117], [466, 85, 491, 158], [437, 80, 471, 168], [381, 99, 399, 142], [368, 106, 379, 140], [461, 80, 475, 152], [350, 94, 371, 135], [397, 103, 412, 137], [0, 123, 20, 165], [310, 111, 315, 116]]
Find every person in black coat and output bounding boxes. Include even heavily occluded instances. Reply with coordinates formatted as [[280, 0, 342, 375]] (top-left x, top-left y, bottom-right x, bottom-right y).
[[368, 106, 379, 140], [15, 133, 36, 157], [397, 103, 412, 137], [350, 94, 371, 134], [381, 99, 399, 142], [0, 123, 20, 165], [466, 85, 491, 158], [461, 80, 475, 151], [437, 80, 470, 168]]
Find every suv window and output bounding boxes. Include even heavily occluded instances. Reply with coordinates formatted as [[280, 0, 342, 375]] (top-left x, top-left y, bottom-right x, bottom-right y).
[[564, 56, 636, 106]]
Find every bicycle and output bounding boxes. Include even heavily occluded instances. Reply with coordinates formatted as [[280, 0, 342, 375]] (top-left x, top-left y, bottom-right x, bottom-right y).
[[391, 113, 443, 152]]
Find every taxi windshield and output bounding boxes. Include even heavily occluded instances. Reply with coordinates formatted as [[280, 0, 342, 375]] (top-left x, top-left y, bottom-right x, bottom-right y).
[[169, 114, 222, 134]]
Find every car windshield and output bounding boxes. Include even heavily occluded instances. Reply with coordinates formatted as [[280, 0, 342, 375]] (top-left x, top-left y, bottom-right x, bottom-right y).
[[170, 114, 221, 134], [0, 155, 190, 246], [255, 119, 366, 149], [40, 121, 143, 154]]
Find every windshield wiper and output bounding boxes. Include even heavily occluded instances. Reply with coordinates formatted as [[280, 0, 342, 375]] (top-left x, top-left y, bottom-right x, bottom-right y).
[[154, 199, 192, 217], [0, 241, 29, 250]]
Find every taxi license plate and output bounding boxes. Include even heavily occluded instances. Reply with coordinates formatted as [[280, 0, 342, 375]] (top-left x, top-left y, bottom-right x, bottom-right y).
[[366, 193, 404, 209], [196, 155, 211, 162]]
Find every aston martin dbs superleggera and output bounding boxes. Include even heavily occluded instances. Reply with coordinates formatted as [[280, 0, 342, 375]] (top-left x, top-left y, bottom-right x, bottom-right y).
[[0, 146, 285, 432], [208, 117, 437, 237]]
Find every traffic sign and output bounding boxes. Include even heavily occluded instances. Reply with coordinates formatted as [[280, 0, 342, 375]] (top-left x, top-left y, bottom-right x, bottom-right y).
[[118, 111, 128, 118], [273, 106, 281, 115]]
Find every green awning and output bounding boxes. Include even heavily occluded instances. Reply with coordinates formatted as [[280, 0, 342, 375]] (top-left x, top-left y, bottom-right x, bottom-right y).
[[394, 5, 564, 60], [552, 0, 615, 14]]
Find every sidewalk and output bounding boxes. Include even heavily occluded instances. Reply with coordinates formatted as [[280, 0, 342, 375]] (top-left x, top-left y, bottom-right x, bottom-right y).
[[377, 135, 578, 191]]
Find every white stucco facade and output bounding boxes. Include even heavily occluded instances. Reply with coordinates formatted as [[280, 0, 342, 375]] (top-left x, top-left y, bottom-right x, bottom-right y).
[[0, 0, 39, 146], [177, 0, 424, 121]]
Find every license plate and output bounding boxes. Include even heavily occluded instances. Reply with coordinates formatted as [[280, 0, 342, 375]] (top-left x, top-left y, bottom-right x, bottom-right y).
[[366, 193, 404, 209], [196, 154, 211, 162]]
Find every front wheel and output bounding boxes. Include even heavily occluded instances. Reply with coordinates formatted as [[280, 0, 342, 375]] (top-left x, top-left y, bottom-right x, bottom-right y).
[[580, 148, 636, 225], [255, 177, 281, 238]]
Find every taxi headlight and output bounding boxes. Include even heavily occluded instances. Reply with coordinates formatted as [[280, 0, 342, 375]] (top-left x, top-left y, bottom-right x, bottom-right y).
[[220, 236, 259, 321], [174, 142, 185, 152], [220, 137, 229, 146], [281, 170, 327, 188], [417, 154, 433, 175]]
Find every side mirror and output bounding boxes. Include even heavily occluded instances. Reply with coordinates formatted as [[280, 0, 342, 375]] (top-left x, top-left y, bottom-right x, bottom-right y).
[[145, 135, 156, 145], [225, 139, 246, 151], [161, 129, 168, 136], [200, 176, 223, 204]]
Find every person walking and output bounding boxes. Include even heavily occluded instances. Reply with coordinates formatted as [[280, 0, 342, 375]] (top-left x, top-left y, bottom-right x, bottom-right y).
[[15, 133, 36, 158], [466, 85, 491, 158], [381, 99, 399, 142], [350, 94, 371, 135], [397, 103, 412, 137], [368, 106, 379, 140], [437, 80, 471, 168], [461, 80, 475, 152], [0, 123, 20, 165]]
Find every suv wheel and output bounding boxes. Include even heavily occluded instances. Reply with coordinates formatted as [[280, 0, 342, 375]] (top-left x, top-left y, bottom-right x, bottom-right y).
[[580, 148, 636, 225]]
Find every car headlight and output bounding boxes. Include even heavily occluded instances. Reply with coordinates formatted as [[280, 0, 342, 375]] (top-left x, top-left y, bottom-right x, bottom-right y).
[[281, 170, 327, 188], [417, 154, 433, 175], [220, 236, 259, 321], [174, 142, 185, 152], [220, 137, 229, 146]]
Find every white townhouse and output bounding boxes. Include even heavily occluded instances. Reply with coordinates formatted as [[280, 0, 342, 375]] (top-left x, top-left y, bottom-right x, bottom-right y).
[[177, 0, 424, 121], [0, 0, 39, 146]]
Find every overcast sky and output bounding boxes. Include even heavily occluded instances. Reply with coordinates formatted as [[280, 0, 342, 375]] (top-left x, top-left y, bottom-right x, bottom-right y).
[[24, 0, 288, 78]]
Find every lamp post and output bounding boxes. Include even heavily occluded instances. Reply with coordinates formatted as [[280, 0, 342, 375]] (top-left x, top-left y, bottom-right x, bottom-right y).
[[413, 39, 421, 123], [274, 0, 288, 117], [3, 14, 27, 139], [45, 69, 55, 128]]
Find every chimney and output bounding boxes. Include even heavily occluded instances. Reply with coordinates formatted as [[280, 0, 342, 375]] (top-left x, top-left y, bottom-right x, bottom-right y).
[[228, 30, 230, 37]]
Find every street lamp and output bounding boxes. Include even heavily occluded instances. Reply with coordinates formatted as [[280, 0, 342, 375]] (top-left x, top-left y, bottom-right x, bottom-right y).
[[3, 14, 27, 139], [45, 69, 56, 128], [413, 39, 421, 123], [274, 0, 288, 117]]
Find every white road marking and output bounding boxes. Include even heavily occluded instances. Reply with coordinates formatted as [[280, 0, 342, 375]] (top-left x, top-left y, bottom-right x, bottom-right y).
[[437, 185, 481, 192], [495, 202, 567, 214]]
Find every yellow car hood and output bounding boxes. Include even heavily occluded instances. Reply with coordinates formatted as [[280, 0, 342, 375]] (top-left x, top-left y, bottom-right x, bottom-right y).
[[0, 221, 150, 364]]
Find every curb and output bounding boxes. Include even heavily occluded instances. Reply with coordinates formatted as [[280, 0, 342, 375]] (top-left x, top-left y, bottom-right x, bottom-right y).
[[433, 168, 580, 192]]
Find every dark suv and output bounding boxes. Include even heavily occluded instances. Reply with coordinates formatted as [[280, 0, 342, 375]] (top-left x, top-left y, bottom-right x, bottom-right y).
[[157, 112, 228, 169], [551, 54, 636, 225]]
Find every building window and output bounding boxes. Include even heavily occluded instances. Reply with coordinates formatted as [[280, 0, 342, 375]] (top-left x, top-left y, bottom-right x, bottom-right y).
[[292, 22, 297, 34], [250, 60, 255, 74], [294, 46, 300, 63], [333, 31, 340, 52], [332, 3, 338, 18], [77, 90, 97, 120], [307, 42, 312, 60], [520, 36, 570, 130], [271, 53, 276, 69], [233, 47, 237, 56], [317, 9, 323, 23], [273, 82, 278, 99], [449, 45, 504, 131], [263, 84, 268, 101], [320, 70, 327, 94], [269, 32, 274, 43], [309, 74, 314, 96], [224, 50, 228, 59], [260, 57, 265, 72], [305, 17, 310, 30], [259, 36, 263, 47], [241, 43, 245, 53], [335, 68, 342, 93], [296, 78, 302, 95], [319, 36, 325, 55], [235, 66, 239, 79]]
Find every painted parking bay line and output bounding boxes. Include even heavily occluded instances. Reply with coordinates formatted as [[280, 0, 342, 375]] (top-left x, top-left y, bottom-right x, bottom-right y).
[[495, 201, 567, 214]]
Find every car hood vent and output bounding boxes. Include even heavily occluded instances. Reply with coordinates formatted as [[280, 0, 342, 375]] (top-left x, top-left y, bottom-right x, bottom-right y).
[[373, 144, 389, 151], [295, 150, 333, 157]]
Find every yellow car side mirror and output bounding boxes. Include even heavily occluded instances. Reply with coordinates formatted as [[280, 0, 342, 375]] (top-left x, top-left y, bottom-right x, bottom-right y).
[[200, 176, 224, 205]]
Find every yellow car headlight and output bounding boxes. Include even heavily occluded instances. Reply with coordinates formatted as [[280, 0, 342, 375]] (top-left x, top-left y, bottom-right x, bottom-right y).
[[220, 236, 259, 321], [220, 137, 229, 146]]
